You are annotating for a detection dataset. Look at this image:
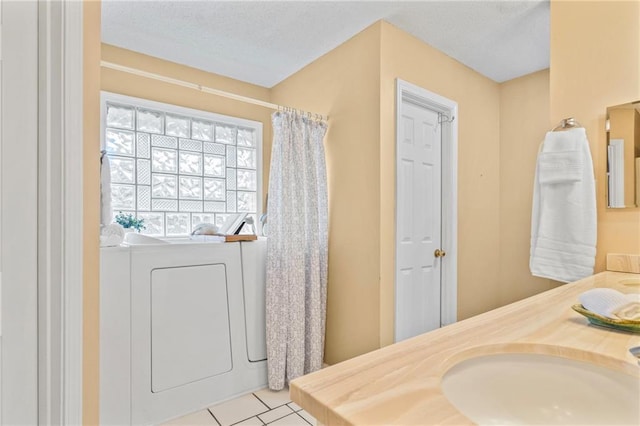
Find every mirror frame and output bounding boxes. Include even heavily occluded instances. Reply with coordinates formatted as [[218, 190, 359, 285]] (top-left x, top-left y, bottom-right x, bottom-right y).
[[605, 101, 640, 209]]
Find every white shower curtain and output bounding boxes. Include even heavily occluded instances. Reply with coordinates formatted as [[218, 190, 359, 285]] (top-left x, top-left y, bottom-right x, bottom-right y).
[[266, 111, 328, 390]]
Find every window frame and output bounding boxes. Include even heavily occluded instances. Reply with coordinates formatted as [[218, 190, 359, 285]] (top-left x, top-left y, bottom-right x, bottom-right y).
[[100, 91, 263, 238]]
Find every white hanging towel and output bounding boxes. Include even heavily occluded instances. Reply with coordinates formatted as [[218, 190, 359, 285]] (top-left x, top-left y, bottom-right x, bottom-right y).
[[530, 127, 596, 283], [100, 151, 113, 225]]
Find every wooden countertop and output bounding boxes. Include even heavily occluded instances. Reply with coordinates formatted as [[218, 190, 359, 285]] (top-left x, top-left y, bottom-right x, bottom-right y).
[[289, 272, 640, 425]]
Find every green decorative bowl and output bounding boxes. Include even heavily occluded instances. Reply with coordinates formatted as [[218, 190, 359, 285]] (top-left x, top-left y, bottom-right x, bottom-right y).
[[572, 304, 640, 334]]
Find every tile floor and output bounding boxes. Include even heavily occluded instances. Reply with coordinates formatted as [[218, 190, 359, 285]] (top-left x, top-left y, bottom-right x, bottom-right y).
[[163, 387, 316, 426]]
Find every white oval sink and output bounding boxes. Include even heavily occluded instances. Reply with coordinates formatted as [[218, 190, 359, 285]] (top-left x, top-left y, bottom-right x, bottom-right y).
[[441, 353, 640, 425]]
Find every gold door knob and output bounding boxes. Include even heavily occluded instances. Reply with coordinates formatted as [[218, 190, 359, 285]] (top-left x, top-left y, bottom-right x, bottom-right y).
[[434, 249, 446, 258]]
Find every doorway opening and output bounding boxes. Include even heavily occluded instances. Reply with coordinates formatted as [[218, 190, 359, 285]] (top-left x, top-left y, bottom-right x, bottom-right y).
[[394, 79, 457, 342]]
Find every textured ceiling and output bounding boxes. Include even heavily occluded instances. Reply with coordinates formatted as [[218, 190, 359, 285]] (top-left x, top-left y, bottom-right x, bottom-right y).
[[102, 0, 550, 88]]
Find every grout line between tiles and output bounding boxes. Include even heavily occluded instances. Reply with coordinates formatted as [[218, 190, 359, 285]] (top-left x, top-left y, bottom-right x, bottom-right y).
[[251, 393, 294, 411], [227, 400, 271, 426], [286, 403, 302, 413], [252, 393, 272, 411], [260, 408, 294, 425], [207, 409, 223, 426], [229, 416, 266, 426], [175, 393, 301, 426], [294, 412, 312, 425], [229, 414, 263, 426]]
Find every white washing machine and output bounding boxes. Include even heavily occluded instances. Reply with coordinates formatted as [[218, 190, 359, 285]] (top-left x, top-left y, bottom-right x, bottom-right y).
[[100, 239, 267, 425]]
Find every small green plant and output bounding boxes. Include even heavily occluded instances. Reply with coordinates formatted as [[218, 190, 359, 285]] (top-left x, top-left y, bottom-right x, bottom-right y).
[[115, 211, 146, 232]]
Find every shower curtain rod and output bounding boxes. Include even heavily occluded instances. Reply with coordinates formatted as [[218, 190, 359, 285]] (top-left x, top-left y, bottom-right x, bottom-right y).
[[100, 61, 328, 121]]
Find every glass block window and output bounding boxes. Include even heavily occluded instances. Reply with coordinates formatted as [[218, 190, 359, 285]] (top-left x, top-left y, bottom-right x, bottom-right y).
[[102, 92, 262, 237]]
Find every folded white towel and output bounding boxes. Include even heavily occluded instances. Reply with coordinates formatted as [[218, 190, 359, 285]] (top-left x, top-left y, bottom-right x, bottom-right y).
[[616, 302, 640, 322], [537, 151, 583, 184], [101, 151, 113, 226], [100, 223, 124, 247], [579, 288, 640, 321], [530, 128, 597, 283]]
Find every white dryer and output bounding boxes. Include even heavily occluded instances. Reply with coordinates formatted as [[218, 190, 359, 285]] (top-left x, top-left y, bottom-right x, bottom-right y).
[[100, 239, 268, 425]]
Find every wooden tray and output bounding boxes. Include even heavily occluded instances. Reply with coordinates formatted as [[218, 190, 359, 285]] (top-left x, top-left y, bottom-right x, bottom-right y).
[[224, 234, 258, 242]]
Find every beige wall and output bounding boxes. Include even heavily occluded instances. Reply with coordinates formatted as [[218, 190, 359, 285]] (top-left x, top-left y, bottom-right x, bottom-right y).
[[272, 20, 509, 361], [378, 22, 503, 347], [271, 23, 383, 364], [550, 0, 640, 270], [101, 44, 274, 209], [102, 21, 386, 371], [498, 69, 560, 306], [85, 1, 640, 396], [84, 0, 101, 424]]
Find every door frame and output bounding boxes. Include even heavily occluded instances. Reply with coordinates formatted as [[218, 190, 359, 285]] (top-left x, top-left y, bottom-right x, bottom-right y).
[[49, 1, 85, 423], [38, 1, 85, 423], [394, 79, 458, 339], [1, 1, 84, 424]]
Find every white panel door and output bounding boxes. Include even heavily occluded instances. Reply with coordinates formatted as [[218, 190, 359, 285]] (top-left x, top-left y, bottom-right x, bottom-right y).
[[396, 100, 442, 342]]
